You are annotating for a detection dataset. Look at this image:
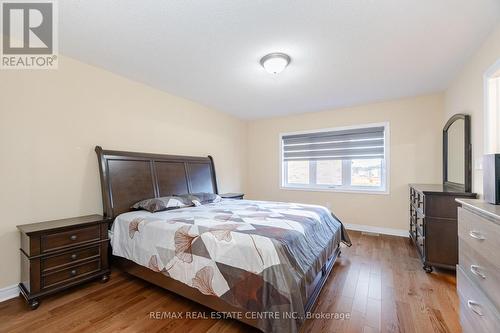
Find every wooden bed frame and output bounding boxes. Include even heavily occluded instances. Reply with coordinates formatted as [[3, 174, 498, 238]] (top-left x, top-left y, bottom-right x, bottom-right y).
[[95, 146, 340, 331]]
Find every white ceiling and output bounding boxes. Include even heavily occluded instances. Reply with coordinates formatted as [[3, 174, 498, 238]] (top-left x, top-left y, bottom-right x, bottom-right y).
[[60, 0, 500, 119]]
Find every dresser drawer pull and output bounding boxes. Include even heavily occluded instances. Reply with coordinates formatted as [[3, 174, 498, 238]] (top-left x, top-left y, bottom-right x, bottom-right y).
[[467, 300, 484, 316], [70, 269, 77, 276], [470, 265, 486, 279], [71, 254, 77, 260], [469, 230, 486, 241], [70, 235, 78, 241]]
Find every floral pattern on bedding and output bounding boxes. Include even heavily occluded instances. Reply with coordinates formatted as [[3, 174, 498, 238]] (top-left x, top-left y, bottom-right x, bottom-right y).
[[111, 199, 351, 333]]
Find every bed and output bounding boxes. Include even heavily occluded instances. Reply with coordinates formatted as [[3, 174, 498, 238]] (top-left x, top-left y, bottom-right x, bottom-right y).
[[95, 146, 351, 333]]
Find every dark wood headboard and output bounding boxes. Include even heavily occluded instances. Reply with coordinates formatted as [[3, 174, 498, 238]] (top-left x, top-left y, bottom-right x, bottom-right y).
[[95, 146, 218, 219]]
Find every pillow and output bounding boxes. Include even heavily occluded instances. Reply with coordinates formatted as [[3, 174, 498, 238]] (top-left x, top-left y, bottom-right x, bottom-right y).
[[131, 196, 189, 213], [177, 192, 221, 206]]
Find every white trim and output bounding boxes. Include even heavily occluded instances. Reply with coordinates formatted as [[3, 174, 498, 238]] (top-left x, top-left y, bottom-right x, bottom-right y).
[[278, 122, 391, 194], [279, 122, 388, 137], [345, 223, 408, 237], [279, 185, 389, 195], [0, 284, 19, 303], [483, 58, 500, 154]]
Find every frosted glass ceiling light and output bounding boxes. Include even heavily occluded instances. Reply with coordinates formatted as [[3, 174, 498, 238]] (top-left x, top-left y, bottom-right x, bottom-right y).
[[260, 53, 291, 74]]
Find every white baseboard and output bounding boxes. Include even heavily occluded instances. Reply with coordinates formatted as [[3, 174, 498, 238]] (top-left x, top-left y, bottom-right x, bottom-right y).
[[0, 284, 19, 302], [345, 223, 408, 237]]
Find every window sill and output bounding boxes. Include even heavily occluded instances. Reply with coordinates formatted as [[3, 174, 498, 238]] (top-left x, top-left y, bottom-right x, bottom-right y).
[[280, 186, 390, 195]]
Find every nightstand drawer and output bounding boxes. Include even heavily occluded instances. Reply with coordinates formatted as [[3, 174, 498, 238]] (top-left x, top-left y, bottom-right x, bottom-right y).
[[17, 214, 110, 309], [42, 245, 100, 273], [42, 259, 101, 289], [41, 225, 100, 253]]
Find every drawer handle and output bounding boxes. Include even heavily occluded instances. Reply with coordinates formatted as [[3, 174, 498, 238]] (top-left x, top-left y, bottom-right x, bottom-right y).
[[470, 265, 486, 279], [71, 254, 77, 260], [70, 269, 77, 276], [469, 230, 486, 241], [467, 300, 484, 316], [70, 235, 77, 241]]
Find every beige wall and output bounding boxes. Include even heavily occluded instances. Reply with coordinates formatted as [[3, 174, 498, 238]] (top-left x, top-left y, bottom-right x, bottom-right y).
[[5, 22, 500, 290], [0, 56, 247, 288], [445, 23, 500, 195], [246, 94, 444, 231]]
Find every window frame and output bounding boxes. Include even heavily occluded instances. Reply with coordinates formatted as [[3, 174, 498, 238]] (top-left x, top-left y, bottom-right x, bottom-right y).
[[279, 122, 390, 194], [484, 58, 500, 155]]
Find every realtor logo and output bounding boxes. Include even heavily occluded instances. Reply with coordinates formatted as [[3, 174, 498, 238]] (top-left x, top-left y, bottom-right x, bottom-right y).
[[1, 0, 58, 69]]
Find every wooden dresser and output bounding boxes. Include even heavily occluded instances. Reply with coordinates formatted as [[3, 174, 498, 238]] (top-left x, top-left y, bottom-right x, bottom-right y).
[[456, 199, 500, 332], [17, 215, 111, 309], [409, 184, 476, 272]]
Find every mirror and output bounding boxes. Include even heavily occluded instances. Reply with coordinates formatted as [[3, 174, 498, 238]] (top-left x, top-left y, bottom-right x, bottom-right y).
[[447, 119, 465, 184], [443, 114, 472, 192]]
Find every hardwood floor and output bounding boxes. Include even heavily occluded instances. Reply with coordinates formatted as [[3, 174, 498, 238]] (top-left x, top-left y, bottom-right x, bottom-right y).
[[0, 231, 460, 333]]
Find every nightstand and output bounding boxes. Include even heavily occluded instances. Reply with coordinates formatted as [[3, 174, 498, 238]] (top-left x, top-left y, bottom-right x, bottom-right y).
[[17, 215, 111, 309], [220, 193, 244, 200]]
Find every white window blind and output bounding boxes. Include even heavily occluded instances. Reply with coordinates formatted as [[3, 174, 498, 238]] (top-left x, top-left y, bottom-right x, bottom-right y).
[[282, 126, 385, 161], [281, 124, 389, 193]]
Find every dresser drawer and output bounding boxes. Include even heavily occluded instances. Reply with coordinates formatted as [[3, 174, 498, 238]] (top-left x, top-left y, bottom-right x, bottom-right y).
[[41, 245, 100, 273], [410, 216, 416, 237], [416, 234, 424, 256], [410, 189, 424, 212], [41, 225, 100, 253], [416, 216, 424, 237], [458, 208, 500, 261], [459, 238, 500, 310], [457, 265, 500, 333], [42, 259, 101, 289], [459, 305, 476, 333]]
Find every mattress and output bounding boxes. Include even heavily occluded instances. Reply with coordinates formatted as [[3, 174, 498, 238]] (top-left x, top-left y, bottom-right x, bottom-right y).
[[111, 199, 350, 332]]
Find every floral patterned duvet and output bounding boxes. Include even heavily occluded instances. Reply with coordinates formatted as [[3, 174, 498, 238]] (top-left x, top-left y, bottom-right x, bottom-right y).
[[111, 199, 351, 332]]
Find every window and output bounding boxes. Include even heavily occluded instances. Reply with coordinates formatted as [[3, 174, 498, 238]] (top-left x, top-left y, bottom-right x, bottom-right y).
[[484, 60, 500, 154], [281, 123, 389, 193]]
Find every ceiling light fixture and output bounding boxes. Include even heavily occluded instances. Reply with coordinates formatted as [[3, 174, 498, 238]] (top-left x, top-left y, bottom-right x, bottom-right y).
[[260, 53, 291, 74]]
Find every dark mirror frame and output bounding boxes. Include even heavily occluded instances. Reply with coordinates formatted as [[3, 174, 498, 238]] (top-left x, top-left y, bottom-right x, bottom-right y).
[[443, 114, 472, 192]]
